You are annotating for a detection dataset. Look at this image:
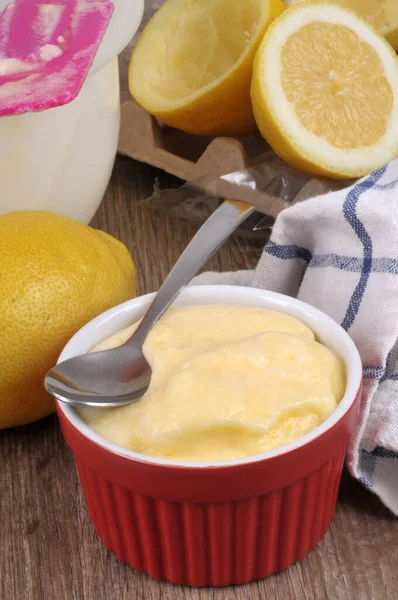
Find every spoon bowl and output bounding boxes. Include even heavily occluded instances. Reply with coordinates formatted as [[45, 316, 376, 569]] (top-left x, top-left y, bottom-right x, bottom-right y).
[[45, 200, 254, 407], [45, 345, 151, 407]]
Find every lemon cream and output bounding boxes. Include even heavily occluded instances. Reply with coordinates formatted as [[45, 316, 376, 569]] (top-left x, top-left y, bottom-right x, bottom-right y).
[[79, 305, 345, 462]]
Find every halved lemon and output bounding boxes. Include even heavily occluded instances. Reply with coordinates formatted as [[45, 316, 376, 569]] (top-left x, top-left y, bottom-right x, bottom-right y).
[[129, 0, 284, 136], [251, 1, 398, 179], [284, 0, 398, 50]]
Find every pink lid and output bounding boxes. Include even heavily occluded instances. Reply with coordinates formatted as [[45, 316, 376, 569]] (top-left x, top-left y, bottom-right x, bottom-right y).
[[0, 0, 114, 115]]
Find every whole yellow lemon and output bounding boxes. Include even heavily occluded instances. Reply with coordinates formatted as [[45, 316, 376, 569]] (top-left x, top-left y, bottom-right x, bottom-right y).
[[0, 211, 136, 429]]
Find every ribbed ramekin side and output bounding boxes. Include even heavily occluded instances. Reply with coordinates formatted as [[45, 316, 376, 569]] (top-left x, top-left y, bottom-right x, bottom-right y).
[[75, 452, 345, 586]]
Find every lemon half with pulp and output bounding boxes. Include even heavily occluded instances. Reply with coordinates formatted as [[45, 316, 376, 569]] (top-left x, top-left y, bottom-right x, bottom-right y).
[[252, 1, 398, 179]]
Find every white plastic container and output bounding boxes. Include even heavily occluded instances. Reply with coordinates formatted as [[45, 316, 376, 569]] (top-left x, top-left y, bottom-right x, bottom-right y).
[[0, 0, 144, 223]]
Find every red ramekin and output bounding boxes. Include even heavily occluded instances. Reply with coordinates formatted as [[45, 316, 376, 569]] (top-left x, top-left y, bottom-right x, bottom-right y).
[[55, 286, 362, 586]]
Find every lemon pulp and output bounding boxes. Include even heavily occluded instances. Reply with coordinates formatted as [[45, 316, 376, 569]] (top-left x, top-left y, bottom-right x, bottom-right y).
[[140, 0, 263, 104], [281, 22, 394, 149]]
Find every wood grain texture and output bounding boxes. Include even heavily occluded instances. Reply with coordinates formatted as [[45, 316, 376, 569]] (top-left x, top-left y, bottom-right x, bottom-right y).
[[2, 46, 398, 600]]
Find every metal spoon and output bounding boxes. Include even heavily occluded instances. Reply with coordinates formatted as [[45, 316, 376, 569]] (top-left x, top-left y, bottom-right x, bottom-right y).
[[45, 200, 255, 408]]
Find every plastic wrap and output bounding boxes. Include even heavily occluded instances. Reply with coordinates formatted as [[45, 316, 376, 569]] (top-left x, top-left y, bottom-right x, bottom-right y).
[[141, 158, 347, 239]]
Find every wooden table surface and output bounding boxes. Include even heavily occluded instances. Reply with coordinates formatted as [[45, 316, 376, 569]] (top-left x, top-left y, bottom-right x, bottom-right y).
[[2, 47, 398, 600]]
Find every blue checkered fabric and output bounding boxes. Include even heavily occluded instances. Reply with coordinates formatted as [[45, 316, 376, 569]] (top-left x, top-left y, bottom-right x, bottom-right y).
[[194, 159, 398, 514]]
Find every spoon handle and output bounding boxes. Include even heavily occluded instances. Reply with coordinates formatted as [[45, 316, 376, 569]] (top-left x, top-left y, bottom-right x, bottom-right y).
[[128, 200, 255, 347]]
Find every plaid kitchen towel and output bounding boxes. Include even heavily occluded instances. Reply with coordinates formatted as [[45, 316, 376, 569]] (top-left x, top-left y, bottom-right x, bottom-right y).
[[193, 159, 398, 514]]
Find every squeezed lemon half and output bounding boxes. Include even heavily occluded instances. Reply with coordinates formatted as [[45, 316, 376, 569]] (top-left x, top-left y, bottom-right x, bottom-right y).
[[129, 0, 284, 135]]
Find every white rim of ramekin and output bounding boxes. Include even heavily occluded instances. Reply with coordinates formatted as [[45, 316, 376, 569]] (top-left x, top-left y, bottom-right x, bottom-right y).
[[56, 286, 363, 469]]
